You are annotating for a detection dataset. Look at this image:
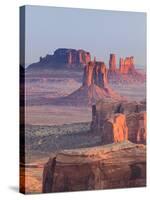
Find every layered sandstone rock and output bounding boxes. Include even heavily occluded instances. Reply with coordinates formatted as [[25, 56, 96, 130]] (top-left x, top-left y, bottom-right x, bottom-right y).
[[119, 56, 135, 74], [42, 141, 146, 193], [83, 61, 94, 86], [83, 61, 108, 87], [119, 57, 124, 73], [62, 61, 123, 106], [101, 114, 128, 144], [40, 48, 91, 65], [127, 112, 146, 144], [109, 54, 117, 72], [94, 62, 108, 87], [91, 99, 146, 144]]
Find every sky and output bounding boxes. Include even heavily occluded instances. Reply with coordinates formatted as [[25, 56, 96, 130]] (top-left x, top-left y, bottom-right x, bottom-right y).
[[24, 5, 146, 68]]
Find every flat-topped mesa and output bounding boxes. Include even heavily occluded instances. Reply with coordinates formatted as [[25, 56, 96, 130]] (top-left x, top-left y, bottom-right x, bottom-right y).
[[45, 48, 91, 65], [83, 61, 108, 88], [109, 54, 117, 72], [119, 56, 135, 74], [42, 142, 146, 192]]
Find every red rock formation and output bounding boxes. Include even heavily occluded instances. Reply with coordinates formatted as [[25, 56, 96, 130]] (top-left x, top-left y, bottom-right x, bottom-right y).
[[127, 112, 146, 144], [119, 56, 135, 74], [91, 99, 146, 144], [42, 142, 146, 193], [102, 114, 128, 144], [39, 48, 91, 66], [83, 61, 94, 86], [83, 61, 108, 88], [109, 54, 117, 72], [94, 62, 108, 88], [119, 57, 124, 73]]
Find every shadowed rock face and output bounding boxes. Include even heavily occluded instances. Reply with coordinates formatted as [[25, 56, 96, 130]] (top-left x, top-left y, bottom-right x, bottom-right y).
[[41, 48, 91, 65], [94, 62, 108, 87], [109, 54, 117, 72], [42, 142, 146, 193], [91, 99, 146, 144], [119, 58, 125, 73], [127, 112, 146, 144], [83, 61, 108, 88]]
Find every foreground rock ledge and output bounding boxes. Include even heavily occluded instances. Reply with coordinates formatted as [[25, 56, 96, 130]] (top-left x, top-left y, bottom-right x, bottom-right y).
[[42, 141, 146, 193]]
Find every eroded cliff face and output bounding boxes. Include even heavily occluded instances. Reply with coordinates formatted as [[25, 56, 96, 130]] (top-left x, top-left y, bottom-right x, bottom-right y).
[[83, 61, 94, 86], [91, 99, 146, 144], [83, 61, 108, 88], [127, 112, 146, 144], [42, 142, 146, 193], [40, 48, 91, 65], [109, 54, 117, 72], [119, 56, 135, 74], [101, 114, 128, 144]]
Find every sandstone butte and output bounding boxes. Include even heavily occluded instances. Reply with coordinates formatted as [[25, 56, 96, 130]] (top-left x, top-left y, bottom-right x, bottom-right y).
[[60, 61, 123, 106], [28, 48, 139, 76], [108, 54, 135, 74], [42, 141, 146, 193]]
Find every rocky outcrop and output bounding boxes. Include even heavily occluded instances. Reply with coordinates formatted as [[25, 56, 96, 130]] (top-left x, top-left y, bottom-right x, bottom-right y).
[[27, 49, 145, 84], [28, 48, 91, 69], [83, 61, 94, 86], [127, 112, 146, 144], [119, 57, 125, 73], [91, 99, 146, 144], [60, 61, 123, 106], [83, 61, 108, 87], [37, 48, 91, 67], [109, 54, 117, 72], [119, 56, 135, 74], [94, 62, 108, 87], [42, 141, 146, 193], [101, 114, 128, 144]]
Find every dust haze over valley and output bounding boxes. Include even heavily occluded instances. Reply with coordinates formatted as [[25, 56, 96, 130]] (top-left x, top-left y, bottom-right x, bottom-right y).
[[25, 67, 146, 126]]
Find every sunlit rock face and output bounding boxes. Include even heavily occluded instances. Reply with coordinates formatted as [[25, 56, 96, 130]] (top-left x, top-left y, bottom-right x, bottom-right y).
[[42, 142, 146, 193], [83, 61, 108, 88], [101, 113, 128, 144], [91, 99, 146, 144], [83, 61, 94, 86], [119, 56, 135, 74], [109, 54, 117, 72]]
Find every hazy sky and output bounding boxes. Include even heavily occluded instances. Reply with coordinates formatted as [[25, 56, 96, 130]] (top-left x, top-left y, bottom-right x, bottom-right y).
[[24, 5, 146, 67]]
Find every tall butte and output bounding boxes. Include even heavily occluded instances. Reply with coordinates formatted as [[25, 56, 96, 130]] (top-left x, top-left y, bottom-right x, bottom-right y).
[[109, 54, 117, 72], [83, 61, 108, 88], [65, 59, 123, 106]]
